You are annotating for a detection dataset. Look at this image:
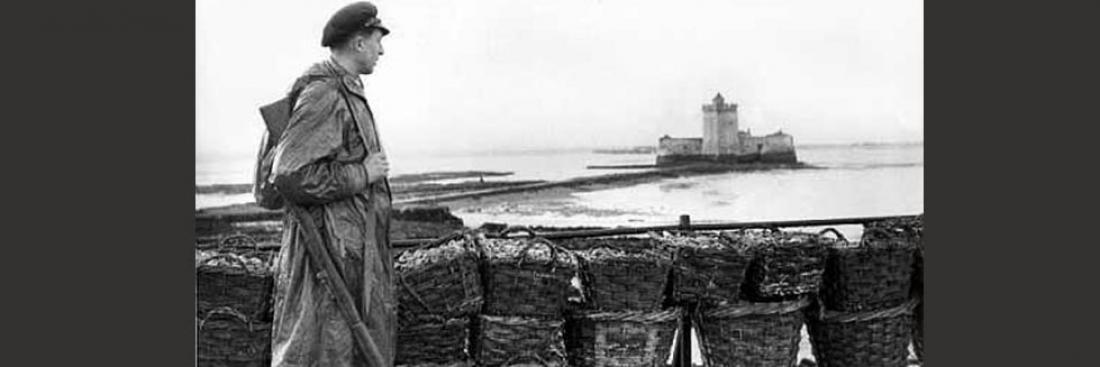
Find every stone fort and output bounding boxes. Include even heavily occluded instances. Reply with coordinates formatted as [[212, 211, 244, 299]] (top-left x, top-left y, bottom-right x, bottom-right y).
[[657, 93, 797, 166]]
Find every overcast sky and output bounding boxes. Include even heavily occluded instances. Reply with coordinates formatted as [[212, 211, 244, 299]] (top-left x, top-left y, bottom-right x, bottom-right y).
[[197, 0, 922, 161]]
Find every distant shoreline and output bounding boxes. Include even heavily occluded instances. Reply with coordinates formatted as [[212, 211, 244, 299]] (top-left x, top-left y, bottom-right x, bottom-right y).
[[798, 141, 923, 148]]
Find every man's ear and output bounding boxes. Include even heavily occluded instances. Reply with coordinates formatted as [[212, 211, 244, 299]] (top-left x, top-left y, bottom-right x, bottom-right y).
[[356, 34, 368, 51]]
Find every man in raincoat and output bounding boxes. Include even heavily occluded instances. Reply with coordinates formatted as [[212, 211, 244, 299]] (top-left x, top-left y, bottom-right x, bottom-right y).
[[253, 2, 395, 366]]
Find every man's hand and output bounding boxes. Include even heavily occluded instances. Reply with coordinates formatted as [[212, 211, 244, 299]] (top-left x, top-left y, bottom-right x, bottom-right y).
[[364, 152, 389, 184]]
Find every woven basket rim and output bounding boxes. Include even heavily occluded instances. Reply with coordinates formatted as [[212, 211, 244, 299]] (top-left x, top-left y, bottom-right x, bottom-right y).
[[813, 298, 920, 323], [400, 319, 470, 334], [576, 247, 674, 262], [196, 265, 273, 276], [196, 251, 274, 274], [578, 308, 682, 322], [197, 306, 272, 332], [701, 298, 810, 318], [479, 314, 565, 325]]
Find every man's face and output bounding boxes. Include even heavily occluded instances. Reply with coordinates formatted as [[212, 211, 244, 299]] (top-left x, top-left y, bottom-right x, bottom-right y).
[[353, 30, 385, 75]]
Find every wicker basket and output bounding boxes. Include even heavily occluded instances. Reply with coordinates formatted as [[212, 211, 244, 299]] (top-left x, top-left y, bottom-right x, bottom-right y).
[[807, 299, 918, 367], [565, 308, 681, 367], [821, 228, 917, 312], [695, 298, 808, 367], [564, 237, 673, 311], [396, 232, 484, 320], [867, 216, 925, 362], [733, 229, 829, 301], [912, 300, 923, 363], [912, 244, 924, 363], [196, 307, 272, 367], [396, 314, 472, 367], [661, 231, 752, 307], [196, 250, 275, 321], [481, 229, 582, 317], [475, 314, 569, 366]]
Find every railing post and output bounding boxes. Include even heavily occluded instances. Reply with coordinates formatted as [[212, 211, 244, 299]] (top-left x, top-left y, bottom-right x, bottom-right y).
[[682, 310, 693, 366]]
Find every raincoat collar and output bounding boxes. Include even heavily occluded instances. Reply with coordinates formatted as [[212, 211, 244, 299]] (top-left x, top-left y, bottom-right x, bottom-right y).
[[326, 56, 355, 76], [321, 58, 367, 101], [312, 58, 380, 154]]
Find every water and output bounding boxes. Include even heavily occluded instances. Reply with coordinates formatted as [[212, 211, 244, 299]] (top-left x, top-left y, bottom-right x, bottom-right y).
[[195, 149, 656, 186], [195, 144, 923, 238], [446, 144, 922, 239], [195, 149, 657, 208]]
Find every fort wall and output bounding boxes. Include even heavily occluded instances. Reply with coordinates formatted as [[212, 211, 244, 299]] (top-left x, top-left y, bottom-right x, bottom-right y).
[[658, 137, 703, 156]]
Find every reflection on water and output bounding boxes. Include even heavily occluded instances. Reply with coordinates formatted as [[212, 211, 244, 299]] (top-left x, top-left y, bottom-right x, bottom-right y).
[[659, 180, 699, 192]]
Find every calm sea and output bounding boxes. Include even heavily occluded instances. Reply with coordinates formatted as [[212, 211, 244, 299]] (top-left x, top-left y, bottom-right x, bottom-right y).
[[196, 144, 923, 237]]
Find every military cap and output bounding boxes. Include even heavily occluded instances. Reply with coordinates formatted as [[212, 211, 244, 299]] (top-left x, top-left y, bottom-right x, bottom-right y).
[[321, 2, 390, 47]]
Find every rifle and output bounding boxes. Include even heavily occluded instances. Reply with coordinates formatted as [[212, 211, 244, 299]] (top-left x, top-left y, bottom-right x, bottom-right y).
[[259, 97, 386, 366], [288, 205, 386, 366]]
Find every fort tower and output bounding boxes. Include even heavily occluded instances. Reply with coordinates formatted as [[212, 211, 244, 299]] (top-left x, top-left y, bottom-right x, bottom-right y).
[[702, 93, 739, 156]]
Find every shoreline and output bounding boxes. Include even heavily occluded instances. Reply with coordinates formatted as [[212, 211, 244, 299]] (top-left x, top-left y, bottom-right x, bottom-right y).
[[392, 161, 817, 206]]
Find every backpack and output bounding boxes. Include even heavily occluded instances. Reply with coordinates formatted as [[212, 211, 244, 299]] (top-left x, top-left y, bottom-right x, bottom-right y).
[[253, 75, 326, 210]]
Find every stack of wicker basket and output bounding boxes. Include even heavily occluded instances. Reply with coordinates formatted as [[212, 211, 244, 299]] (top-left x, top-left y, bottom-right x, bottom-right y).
[[476, 229, 581, 366], [867, 216, 925, 363], [195, 234, 277, 367], [807, 225, 920, 367], [561, 236, 680, 367], [682, 229, 826, 367], [394, 232, 484, 367], [912, 225, 924, 363]]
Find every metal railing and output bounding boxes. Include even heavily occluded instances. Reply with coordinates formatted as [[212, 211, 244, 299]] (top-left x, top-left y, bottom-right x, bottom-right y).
[[391, 213, 921, 248]]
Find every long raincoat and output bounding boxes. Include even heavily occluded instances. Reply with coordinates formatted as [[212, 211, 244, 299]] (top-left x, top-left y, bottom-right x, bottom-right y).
[[257, 59, 395, 367]]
